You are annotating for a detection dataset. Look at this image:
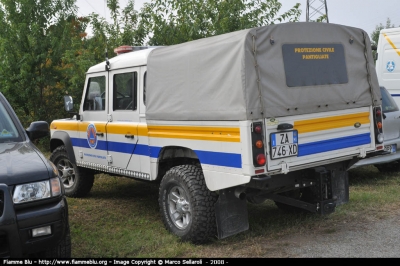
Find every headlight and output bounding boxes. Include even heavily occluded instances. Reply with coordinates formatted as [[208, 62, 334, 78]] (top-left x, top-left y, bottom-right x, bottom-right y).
[[13, 177, 62, 204]]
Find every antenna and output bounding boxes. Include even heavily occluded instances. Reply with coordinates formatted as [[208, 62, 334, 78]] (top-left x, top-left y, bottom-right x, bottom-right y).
[[306, 0, 329, 23], [104, 0, 110, 71]]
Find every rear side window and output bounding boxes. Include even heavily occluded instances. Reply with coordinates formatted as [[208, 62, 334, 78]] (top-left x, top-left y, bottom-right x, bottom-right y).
[[83, 76, 106, 111], [380, 87, 399, 113]]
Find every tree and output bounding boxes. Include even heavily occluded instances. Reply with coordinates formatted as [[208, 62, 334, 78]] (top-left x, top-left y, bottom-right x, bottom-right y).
[[87, 0, 146, 56], [60, 0, 147, 110], [0, 0, 145, 125], [140, 0, 301, 46], [0, 0, 77, 125]]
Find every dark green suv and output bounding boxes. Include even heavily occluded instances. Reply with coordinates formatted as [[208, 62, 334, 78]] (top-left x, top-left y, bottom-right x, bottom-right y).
[[0, 92, 70, 257]]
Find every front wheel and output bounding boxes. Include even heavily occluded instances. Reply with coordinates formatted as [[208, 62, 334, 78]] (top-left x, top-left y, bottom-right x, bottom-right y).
[[50, 145, 94, 197], [159, 165, 218, 244]]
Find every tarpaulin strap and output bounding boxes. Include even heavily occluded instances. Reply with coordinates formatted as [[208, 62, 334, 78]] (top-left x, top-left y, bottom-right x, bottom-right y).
[[362, 31, 378, 106]]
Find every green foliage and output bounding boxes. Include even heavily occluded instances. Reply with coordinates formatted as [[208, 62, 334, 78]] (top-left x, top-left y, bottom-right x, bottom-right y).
[[0, 0, 301, 125], [140, 0, 302, 45], [0, 0, 77, 125]]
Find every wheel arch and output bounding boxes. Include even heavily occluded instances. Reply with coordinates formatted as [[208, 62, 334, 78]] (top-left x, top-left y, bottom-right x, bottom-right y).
[[155, 146, 201, 180], [50, 131, 76, 164]]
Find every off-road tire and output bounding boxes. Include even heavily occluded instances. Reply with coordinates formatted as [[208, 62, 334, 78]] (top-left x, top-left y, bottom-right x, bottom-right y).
[[159, 165, 218, 244], [50, 145, 94, 198]]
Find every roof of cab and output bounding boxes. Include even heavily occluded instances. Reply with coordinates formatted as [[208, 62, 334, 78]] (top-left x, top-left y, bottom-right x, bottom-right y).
[[87, 47, 158, 74]]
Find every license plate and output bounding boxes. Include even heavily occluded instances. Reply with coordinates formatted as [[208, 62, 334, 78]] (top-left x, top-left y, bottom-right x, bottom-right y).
[[384, 144, 396, 154], [270, 131, 298, 159]]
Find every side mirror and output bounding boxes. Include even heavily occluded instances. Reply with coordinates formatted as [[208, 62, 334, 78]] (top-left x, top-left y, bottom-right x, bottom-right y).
[[26, 121, 49, 141], [64, 95, 73, 112], [63, 95, 80, 120]]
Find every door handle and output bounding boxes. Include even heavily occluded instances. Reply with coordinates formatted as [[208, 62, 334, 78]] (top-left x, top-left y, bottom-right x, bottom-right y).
[[96, 132, 104, 137], [125, 134, 135, 139]]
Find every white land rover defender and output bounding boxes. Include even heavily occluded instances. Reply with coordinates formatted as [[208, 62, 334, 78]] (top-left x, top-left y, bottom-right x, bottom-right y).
[[50, 22, 383, 243]]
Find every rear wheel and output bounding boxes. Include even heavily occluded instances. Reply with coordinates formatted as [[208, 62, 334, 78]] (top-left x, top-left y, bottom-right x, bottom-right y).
[[159, 165, 218, 244], [50, 145, 94, 197]]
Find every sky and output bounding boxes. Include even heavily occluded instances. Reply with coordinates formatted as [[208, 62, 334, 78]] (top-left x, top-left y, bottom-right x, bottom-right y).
[[76, 0, 400, 40]]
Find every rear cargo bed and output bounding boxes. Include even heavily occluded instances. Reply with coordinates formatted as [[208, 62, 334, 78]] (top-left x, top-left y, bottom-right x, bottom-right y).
[[266, 106, 375, 174]]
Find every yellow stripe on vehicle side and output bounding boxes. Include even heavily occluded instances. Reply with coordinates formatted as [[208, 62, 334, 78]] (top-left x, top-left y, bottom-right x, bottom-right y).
[[294, 112, 370, 134], [51, 121, 240, 142], [107, 124, 138, 134], [51, 121, 79, 131], [147, 125, 241, 142], [383, 33, 400, 56], [51, 121, 108, 132]]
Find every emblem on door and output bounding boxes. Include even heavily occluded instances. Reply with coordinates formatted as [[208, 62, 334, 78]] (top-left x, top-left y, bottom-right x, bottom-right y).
[[87, 123, 98, 149]]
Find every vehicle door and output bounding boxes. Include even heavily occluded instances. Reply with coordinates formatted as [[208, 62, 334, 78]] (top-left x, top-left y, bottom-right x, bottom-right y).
[[107, 68, 140, 171], [78, 74, 109, 167]]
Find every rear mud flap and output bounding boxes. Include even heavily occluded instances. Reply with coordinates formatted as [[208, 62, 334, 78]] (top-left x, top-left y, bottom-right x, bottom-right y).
[[331, 169, 349, 206], [215, 188, 249, 239], [313, 167, 349, 214]]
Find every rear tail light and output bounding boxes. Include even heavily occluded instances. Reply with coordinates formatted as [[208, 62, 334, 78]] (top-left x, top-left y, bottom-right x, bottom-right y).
[[255, 140, 263, 148], [256, 154, 266, 165], [254, 125, 262, 134], [251, 122, 266, 167]]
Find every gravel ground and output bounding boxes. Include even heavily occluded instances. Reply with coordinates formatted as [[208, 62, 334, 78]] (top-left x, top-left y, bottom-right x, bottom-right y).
[[271, 211, 400, 258]]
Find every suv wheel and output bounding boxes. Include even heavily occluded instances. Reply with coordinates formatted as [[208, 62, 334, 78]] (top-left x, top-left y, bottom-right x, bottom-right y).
[[159, 165, 218, 244]]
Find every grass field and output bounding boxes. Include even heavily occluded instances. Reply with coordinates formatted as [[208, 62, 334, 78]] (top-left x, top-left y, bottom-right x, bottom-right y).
[[62, 163, 400, 258]]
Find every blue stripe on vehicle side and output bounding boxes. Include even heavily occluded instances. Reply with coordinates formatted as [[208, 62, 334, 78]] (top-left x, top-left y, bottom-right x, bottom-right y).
[[108, 141, 135, 154], [70, 138, 241, 168], [298, 133, 371, 157], [71, 138, 107, 150], [391, 94, 400, 97], [194, 150, 242, 168]]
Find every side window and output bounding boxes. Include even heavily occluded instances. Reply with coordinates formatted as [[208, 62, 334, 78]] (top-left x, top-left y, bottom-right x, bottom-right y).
[[113, 72, 137, 111], [143, 71, 147, 106], [83, 76, 106, 111], [380, 87, 399, 113]]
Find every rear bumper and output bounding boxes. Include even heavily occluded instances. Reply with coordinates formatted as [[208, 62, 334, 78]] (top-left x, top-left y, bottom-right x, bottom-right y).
[[348, 140, 400, 170], [348, 152, 400, 170], [0, 184, 69, 257]]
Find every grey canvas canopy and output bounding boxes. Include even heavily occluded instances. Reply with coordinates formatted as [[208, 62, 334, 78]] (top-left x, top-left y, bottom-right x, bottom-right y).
[[146, 22, 381, 121]]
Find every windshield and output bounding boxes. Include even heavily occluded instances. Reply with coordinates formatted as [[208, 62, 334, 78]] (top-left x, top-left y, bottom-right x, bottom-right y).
[[0, 100, 22, 143], [380, 86, 399, 113]]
